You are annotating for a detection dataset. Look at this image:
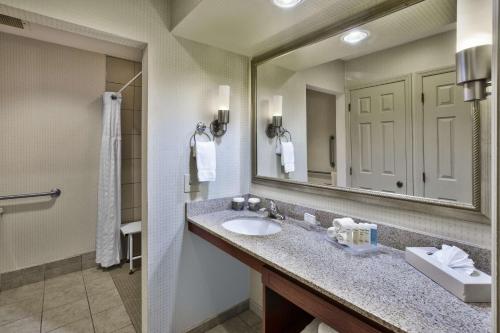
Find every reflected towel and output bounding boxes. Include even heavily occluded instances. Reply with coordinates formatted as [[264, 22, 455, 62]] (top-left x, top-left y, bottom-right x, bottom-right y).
[[280, 142, 295, 173], [196, 141, 216, 182]]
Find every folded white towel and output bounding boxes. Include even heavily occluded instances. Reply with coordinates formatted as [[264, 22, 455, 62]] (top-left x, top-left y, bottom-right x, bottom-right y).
[[280, 142, 295, 173], [318, 322, 339, 333], [195, 141, 216, 182], [300, 318, 321, 333]]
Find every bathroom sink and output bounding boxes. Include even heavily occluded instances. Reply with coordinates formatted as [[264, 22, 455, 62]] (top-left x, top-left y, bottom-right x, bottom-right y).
[[222, 217, 282, 236]]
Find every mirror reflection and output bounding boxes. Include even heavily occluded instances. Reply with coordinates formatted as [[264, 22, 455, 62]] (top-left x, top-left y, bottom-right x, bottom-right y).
[[256, 0, 490, 205]]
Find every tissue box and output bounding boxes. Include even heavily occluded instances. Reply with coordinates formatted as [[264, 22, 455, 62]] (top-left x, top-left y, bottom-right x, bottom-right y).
[[405, 247, 491, 303]]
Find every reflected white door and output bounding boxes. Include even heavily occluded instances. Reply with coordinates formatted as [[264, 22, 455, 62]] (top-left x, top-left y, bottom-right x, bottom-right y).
[[422, 71, 472, 202], [350, 81, 407, 194]]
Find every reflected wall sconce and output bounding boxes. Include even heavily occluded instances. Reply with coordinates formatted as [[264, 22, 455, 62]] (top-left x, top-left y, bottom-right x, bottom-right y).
[[456, 0, 492, 102], [266, 95, 284, 138], [210, 85, 230, 137]]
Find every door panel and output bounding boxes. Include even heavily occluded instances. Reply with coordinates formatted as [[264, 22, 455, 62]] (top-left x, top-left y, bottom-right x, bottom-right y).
[[422, 72, 472, 202], [350, 81, 406, 194]]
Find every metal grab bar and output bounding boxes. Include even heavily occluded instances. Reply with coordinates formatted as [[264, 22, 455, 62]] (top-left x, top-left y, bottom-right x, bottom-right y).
[[0, 188, 61, 201]]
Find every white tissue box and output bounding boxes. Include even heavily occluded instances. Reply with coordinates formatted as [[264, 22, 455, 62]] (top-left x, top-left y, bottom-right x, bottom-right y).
[[405, 247, 491, 303]]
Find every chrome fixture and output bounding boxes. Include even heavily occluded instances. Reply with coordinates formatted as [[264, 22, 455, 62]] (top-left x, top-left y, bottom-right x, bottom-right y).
[[456, 45, 491, 101], [455, 0, 492, 102], [0, 188, 61, 201], [342, 30, 369, 44], [210, 85, 230, 137], [272, 0, 303, 9], [259, 200, 285, 220], [266, 115, 282, 138], [190, 122, 213, 157]]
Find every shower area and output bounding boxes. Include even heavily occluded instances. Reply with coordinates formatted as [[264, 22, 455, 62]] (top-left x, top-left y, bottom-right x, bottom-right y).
[[0, 24, 144, 333]]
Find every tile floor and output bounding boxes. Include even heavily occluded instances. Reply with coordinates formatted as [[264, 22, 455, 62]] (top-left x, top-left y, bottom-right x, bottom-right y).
[[205, 310, 261, 333], [0, 268, 135, 333]]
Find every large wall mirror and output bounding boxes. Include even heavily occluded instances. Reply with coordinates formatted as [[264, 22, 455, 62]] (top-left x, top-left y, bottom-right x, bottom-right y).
[[252, 0, 491, 221]]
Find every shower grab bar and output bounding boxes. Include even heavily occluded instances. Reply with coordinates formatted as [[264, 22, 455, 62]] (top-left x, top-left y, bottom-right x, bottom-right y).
[[0, 188, 61, 201]]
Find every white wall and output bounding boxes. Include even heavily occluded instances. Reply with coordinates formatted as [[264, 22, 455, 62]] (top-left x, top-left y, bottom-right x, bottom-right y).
[[0, 2, 250, 332], [256, 60, 345, 182], [345, 30, 456, 86], [0, 32, 104, 273]]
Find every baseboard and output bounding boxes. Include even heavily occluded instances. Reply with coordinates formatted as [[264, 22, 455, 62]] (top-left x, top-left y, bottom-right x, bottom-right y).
[[185, 299, 250, 333], [0, 251, 97, 291], [250, 299, 263, 318]]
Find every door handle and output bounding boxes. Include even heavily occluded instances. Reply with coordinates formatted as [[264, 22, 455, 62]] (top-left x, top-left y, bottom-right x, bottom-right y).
[[396, 181, 403, 188]]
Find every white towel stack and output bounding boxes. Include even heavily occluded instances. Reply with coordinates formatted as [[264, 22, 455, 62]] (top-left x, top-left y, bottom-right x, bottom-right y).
[[326, 217, 356, 240], [299, 320, 338, 333], [280, 141, 295, 173], [195, 141, 216, 182], [318, 322, 339, 333]]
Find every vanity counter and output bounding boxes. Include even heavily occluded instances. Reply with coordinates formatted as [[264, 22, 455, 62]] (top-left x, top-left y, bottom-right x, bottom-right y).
[[187, 209, 490, 333]]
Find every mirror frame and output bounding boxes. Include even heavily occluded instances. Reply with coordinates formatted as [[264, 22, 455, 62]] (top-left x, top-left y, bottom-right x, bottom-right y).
[[251, 0, 489, 223]]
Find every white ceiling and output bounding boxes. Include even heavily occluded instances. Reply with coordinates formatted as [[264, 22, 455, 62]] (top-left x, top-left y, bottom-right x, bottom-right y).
[[172, 0, 387, 56], [268, 0, 456, 71]]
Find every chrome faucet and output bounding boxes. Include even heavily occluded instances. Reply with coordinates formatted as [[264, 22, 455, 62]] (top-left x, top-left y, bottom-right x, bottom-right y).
[[259, 200, 285, 220]]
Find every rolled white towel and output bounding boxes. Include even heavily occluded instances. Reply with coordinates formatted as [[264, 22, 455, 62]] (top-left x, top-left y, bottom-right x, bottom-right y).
[[333, 217, 356, 233], [300, 318, 321, 333], [318, 322, 339, 333], [326, 227, 337, 240]]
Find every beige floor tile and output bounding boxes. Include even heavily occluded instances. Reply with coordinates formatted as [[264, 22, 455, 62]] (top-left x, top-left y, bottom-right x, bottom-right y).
[[0, 296, 42, 327], [238, 310, 261, 327], [112, 324, 136, 333], [45, 272, 83, 292], [0, 315, 41, 333], [42, 299, 90, 333], [85, 275, 116, 297], [205, 317, 252, 333], [82, 268, 109, 282], [93, 305, 132, 333], [43, 282, 86, 310], [88, 287, 123, 315], [0, 281, 44, 306], [47, 317, 94, 333]]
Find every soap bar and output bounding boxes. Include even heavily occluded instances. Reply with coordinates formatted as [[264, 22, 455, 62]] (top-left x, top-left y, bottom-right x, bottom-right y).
[[405, 247, 491, 303]]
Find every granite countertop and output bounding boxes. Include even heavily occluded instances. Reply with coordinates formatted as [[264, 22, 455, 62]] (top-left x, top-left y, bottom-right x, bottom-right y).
[[187, 209, 491, 333]]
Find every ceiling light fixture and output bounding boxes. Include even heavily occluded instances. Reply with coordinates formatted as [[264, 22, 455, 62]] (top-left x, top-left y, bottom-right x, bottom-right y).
[[272, 0, 304, 9], [342, 30, 369, 44]]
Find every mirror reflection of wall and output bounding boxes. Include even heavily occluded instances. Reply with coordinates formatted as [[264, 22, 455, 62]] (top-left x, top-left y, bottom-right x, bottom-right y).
[[306, 89, 336, 186], [255, 0, 490, 206]]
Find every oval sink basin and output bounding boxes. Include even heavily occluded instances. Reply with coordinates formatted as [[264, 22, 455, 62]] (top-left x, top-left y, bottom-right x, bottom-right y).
[[222, 217, 282, 236]]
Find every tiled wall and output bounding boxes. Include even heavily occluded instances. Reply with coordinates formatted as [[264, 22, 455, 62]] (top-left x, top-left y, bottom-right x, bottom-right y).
[[105, 56, 142, 225]]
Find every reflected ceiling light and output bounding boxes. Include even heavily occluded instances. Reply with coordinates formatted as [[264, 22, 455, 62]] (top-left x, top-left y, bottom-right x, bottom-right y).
[[342, 30, 369, 44], [272, 0, 303, 9]]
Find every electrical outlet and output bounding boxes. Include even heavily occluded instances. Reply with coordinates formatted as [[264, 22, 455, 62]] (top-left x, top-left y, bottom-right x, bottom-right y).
[[184, 174, 199, 193]]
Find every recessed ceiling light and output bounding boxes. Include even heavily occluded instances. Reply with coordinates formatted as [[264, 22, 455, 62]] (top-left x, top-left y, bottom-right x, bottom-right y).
[[272, 0, 304, 9], [342, 30, 369, 44]]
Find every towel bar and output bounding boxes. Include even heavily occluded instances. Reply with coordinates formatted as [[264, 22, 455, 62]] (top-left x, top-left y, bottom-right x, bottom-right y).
[[0, 188, 61, 201]]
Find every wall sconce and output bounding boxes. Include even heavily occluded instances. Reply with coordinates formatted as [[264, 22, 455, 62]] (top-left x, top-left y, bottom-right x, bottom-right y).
[[266, 95, 283, 138], [210, 85, 230, 137], [456, 0, 492, 102]]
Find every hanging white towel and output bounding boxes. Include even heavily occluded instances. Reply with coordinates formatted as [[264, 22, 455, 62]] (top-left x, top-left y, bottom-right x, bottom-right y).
[[280, 141, 295, 173], [196, 141, 216, 182], [96, 92, 122, 268]]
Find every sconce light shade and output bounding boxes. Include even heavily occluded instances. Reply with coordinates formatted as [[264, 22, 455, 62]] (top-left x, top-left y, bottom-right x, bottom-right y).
[[456, 0, 492, 101], [272, 95, 283, 116], [211, 85, 231, 137], [218, 85, 230, 110]]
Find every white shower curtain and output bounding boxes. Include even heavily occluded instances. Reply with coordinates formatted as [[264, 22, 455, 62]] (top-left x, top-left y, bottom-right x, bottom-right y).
[[96, 92, 122, 268]]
